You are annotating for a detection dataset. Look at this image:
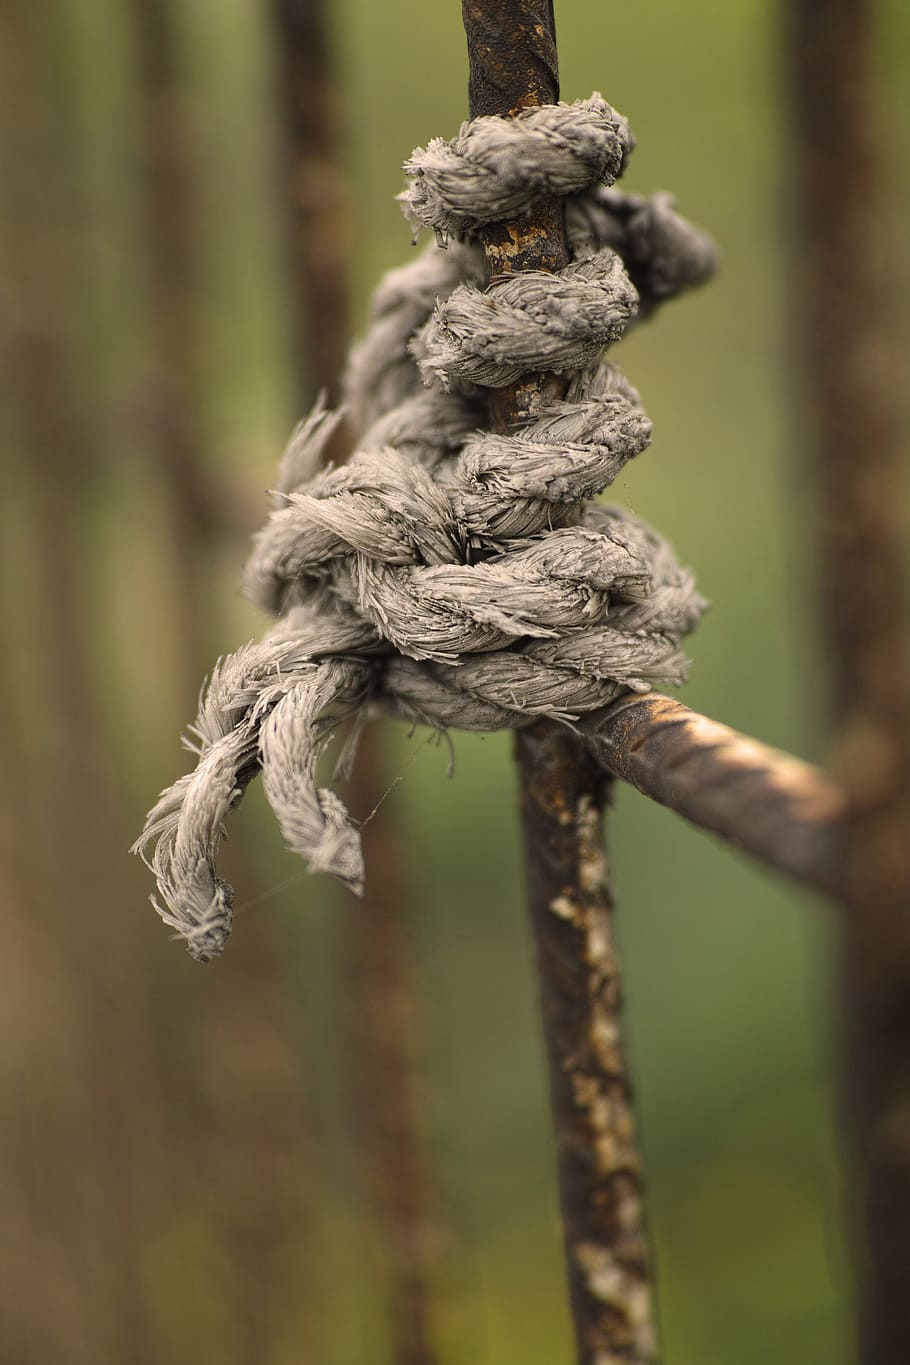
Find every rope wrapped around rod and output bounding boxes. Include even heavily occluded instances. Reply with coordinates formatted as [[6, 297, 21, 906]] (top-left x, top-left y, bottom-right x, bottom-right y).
[[133, 93, 716, 961]]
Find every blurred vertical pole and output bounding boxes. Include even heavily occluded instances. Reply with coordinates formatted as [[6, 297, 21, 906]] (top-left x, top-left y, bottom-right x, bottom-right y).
[[128, 0, 218, 699], [460, 4, 661, 1362], [127, 4, 318, 1361], [269, 4, 440, 1361], [789, 3, 910, 1361], [0, 4, 163, 1361], [342, 790, 440, 1365], [271, 0, 350, 407]]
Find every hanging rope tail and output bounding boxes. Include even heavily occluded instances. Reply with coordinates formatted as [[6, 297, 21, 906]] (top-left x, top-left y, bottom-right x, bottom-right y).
[[132, 93, 716, 961]]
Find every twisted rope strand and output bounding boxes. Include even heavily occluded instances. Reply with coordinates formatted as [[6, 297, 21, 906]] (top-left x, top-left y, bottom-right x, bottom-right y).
[[401, 94, 634, 239], [134, 94, 715, 959]]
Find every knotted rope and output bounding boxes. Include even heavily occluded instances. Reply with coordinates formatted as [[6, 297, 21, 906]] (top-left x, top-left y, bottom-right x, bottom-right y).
[[133, 94, 716, 962]]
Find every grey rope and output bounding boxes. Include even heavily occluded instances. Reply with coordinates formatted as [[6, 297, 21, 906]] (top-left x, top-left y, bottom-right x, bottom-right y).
[[133, 93, 716, 961]]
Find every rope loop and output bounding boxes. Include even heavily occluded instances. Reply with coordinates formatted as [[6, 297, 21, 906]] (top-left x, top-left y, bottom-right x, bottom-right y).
[[401, 94, 634, 240], [133, 95, 716, 960]]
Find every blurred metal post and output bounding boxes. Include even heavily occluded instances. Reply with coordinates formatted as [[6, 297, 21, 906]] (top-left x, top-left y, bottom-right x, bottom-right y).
[[129, 5, 322, 1359], [0, 5, 161, 1360], [789, 2, 910, 1360], [129, 0, 218, 698], [271, 0, 350, 406], [269, 4, 440, 1361]]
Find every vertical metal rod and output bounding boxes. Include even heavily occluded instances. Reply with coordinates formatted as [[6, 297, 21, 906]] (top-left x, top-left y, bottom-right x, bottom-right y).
[[789, 3, 910, 1360], [129, 0, 219, 724], [131, 6, 312, 1359], [0, 7, 163, 1359], [461, 4, 661, 1360], [271, 5, 440, 1359], [271, 0, 350, 407]]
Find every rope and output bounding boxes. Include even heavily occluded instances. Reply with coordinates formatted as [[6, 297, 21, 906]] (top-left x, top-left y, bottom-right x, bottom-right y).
[[133, 93, 716, 961]]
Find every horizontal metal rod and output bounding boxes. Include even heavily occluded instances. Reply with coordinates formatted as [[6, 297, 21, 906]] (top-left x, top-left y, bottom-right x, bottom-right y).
[[581, 694, 844, 897]]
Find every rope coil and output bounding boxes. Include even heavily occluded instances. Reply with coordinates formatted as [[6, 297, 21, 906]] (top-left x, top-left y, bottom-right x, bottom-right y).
[[134, 92, 716, 961]]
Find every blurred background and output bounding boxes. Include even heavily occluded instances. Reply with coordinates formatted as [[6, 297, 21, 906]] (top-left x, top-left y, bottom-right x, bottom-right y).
[[1, 1, 908, 1362]]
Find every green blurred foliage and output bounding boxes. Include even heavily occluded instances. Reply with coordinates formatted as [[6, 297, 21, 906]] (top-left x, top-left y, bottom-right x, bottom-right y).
[[1, 0, 908, 1361]]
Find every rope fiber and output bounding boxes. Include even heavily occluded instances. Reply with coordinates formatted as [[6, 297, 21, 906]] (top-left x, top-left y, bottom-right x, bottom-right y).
[[133, 93, 716, 961]]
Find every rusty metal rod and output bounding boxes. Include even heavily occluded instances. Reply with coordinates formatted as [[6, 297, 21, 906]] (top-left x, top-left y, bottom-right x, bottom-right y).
[[461, 3, 662, 1360], [582, 694, 844, 896], [789, 0, 910, 1358]]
